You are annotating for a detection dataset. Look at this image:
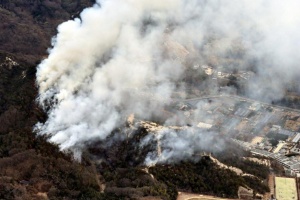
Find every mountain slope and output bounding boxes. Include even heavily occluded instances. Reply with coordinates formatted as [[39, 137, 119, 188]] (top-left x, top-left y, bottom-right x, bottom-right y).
[[0, 53, 110, 199], [0, 0, 94, 64]]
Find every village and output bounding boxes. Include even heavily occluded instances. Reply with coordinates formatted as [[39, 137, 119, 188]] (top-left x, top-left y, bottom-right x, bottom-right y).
[[174, 92, 300, 199]]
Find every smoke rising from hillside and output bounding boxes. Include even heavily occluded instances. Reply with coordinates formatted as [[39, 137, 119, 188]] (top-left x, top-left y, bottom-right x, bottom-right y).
[[141, 128, 225, 166], [36, 0, 300, 162]]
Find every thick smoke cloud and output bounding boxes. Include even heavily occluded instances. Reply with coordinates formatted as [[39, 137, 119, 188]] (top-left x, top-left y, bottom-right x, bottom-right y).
[[142, 128, 225, 166], [35, 0, 300, 162]]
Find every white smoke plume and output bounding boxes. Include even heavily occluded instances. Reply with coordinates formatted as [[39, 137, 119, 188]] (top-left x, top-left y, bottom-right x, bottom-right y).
[[36, 0, 300, 161], [142, 128, 225, 166]]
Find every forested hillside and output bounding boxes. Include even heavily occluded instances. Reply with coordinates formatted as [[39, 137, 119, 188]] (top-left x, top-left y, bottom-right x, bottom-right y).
[[0, 0, 94, 64]]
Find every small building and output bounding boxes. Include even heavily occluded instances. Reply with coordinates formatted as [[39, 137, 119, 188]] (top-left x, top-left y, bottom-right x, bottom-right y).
[[278, 129, 295, 137], [292, 133, 300, 143], [273, 141, 285, 153], [290, 144, 300, 154]]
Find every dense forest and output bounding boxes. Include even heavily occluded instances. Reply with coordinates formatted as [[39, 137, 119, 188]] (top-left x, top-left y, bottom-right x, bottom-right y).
[[0, 0, 94, 64], [150, 158, 269, 199], [86, 131, 271, 199]]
